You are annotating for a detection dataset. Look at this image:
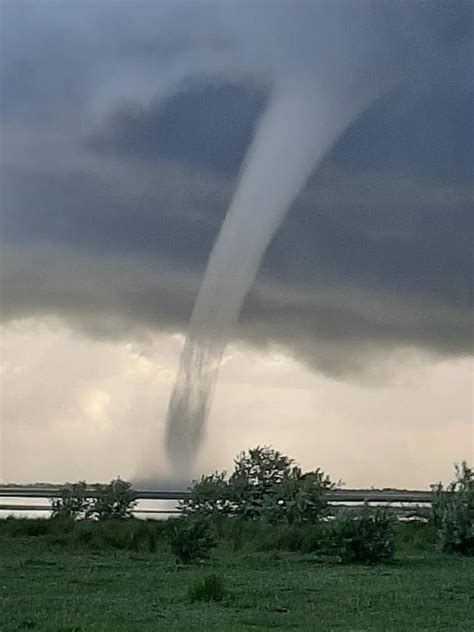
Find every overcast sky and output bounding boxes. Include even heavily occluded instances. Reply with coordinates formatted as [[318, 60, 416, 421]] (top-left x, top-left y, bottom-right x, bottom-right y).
[[0, 1, 472, 487]]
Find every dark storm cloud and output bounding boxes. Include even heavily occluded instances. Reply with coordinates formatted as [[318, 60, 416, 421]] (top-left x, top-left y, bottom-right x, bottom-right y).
[[1, 0, 473, 377], [88, 82, 267, 177]]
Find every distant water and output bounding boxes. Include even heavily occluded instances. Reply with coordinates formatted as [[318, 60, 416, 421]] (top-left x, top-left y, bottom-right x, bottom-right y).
[[0, 497, 180, 520], [1, 496, 430, 521]]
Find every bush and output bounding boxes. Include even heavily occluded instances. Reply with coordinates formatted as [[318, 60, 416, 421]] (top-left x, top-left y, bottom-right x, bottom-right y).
[[324, 506, 396, 564], [432, 461, 474, 555], [81, 520, 137, 550], [169, 518, 216, 564], [214, 516, 322, 554], [395, 521, 437, 554], [182, 472, 232, 519], [231, 447, 294, 487], [50, 478, 136, 522], [91, 478, 137, 520], [0, 516, 79, 539], [182, 446, 334, 526], [272, 523, 322, 553], [50, 481, 92, 520], [229, 446, 294, 520], [188, 574, 227, 603], [0, 517, 51, 538], [215, 516, 268, 551], [128, 520, 164, 553], [0, 515, 164, 552], [71, 519, 162, 552], [262, 467, 334, 526]]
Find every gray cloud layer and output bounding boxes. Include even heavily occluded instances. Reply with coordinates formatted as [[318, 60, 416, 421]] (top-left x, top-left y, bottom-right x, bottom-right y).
[[1, 1, 473, 378]]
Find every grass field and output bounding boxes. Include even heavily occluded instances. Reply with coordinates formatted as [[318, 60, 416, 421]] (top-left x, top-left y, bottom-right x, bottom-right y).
[[1, 524, 474, 631]]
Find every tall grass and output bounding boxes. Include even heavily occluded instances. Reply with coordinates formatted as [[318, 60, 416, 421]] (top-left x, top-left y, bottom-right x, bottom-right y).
[[0, 516, 168, 552]]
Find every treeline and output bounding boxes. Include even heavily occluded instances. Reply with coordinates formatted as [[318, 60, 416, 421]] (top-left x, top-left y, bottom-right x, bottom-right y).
[[1, 447, 473, 566], [174, 447, 473, 563]]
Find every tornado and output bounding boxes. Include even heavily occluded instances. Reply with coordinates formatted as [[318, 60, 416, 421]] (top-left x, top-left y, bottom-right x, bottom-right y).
[[165, 77, 375, 476], [163, 0, 441, 477]]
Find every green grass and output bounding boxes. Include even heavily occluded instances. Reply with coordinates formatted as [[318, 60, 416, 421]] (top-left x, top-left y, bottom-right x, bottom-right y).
[[1, 522, 473, 631]]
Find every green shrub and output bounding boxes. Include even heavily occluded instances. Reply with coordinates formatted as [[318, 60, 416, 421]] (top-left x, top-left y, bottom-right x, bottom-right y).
[[215, 516, 272, 552], [182, 446, 334, 527], [182, 472, 232, 519], [395, 521, 437, 554], [90, 478, 137, 521], [50, 481, 92, 520], [262, 467, 334, 526], [242, 522, 315, 553], [71, 519, 161, 552], [50, 478, 137, 522], [214, 516, 245, 551], [138, 523, 159, 553], [169, 518, 216, 564], [44, 518, 161, 552], [229, 446, 294, 519], [92, 521, 134, 550], [188, 574, 227, 603], [324, 506, 396, 564], [0, 515, 165, 553], [215, 518, 322, 554], [128, 520, 160, 553], [272, 523, 322, 553], [432, 462, 474, 555], [1, 518, 51, 538]]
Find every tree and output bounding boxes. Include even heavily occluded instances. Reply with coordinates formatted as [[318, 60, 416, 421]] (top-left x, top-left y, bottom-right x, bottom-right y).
[[432, 461, 474, 555], [181, 471, 232, 518], [263, 467, 335, 525], [231, 446, 294, 490], [229, 446, 294, 519], [91, 478, 137, 520], [182, 446, 334, 524]]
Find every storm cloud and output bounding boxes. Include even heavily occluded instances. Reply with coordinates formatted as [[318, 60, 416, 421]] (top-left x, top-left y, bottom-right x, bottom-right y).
[[1, 0, 473, 380]]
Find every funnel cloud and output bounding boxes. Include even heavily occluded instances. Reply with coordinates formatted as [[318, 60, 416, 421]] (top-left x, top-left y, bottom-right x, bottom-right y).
[[164, 2, 430, 474], [166, 81, 372, 472]]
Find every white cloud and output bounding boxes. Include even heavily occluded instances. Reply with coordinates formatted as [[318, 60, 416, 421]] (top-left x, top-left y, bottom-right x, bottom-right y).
[[1, 317, 471, 488]]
